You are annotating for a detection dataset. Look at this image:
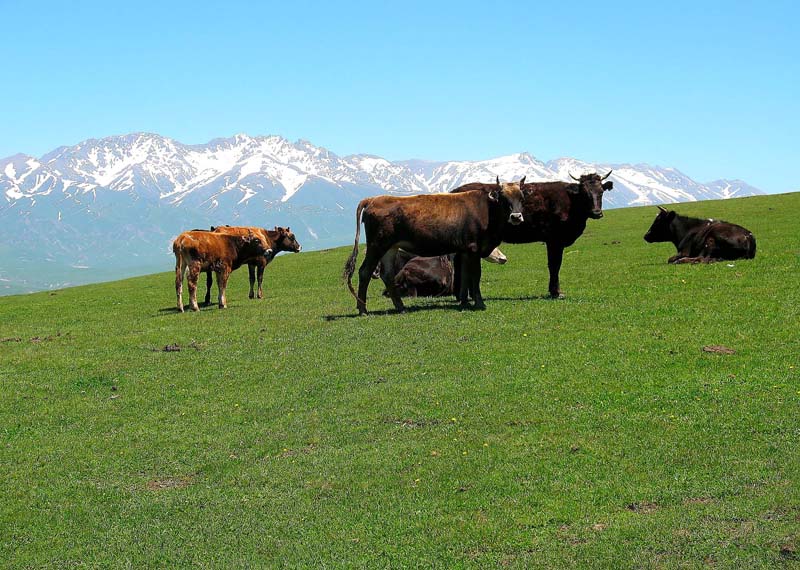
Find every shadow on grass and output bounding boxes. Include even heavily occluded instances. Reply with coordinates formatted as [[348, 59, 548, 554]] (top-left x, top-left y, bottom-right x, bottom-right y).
[[323, 300, 473, 321], [155, 303, 229, 315]]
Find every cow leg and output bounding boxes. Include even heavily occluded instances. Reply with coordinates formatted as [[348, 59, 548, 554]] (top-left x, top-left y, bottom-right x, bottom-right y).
[[217, 268, 231, 309], [247, 264, 256, 299], [357, 247, 385, 315], [380, 249, 406, 312], [468, 254, 485, 310], [456, 253, 471, 307], [203, 270, 213, 306], [256, 263, 265, 299], [187, 263, 201, 312], [175, 258, 186, 312], [452, 255, 462, 299], [546, 242, 565, 299]]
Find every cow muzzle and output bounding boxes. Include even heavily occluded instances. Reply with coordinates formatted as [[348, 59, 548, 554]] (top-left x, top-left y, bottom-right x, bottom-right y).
[[508, 213, 524, 225], [590, 210, 603, 219]]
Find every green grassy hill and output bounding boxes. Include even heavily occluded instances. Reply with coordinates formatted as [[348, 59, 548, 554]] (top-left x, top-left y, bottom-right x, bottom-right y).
[[1, 193, 798, 568]]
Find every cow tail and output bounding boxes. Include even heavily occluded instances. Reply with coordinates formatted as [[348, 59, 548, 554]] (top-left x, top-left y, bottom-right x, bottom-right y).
[[343, 199, 369, 298], [747, 233, 757, 259]]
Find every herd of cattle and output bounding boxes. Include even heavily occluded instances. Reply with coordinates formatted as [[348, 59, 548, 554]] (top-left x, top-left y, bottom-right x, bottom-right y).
[[172, 172, 756, 314]]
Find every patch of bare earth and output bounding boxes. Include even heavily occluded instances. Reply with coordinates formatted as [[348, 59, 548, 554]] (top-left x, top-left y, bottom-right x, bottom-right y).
[[146, 476, 192, 491], [627, 501, 659, 514], [702, 345, 736, 355]]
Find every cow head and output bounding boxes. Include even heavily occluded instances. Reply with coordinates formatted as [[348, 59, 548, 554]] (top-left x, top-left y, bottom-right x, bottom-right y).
[[568, 171, 613, 219], [644, 206, 676, 243], [490, 176, 526, 225], [273, 226, 302, 253], [240, 231, 272, 257]]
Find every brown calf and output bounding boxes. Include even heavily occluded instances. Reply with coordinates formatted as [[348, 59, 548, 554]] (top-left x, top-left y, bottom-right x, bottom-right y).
[[173, 230, 271, 312], [202, 226, 302, 304]]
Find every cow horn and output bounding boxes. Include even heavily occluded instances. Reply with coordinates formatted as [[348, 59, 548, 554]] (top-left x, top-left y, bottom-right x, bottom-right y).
[[519, 176, 526, 186], [601, 170, 613, 180], [657, 205, 667, 212], [496, 175, 500, 186], [568, 171, 580, 181]]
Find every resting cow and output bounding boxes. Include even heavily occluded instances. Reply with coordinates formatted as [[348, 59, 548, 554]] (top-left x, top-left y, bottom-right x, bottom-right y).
[[343, 178, 526, 314], [173, 230, 271, 312], [203, 225, 302, 304], [644, 206, 756, 263], [451, 171, 613, 299]]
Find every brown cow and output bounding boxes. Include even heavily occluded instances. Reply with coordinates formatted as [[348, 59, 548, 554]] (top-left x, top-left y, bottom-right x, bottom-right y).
[[343, 177, 526, 314], [173, 230, 271, 312], [452, 171, 612, 298], [202, 225, 302, 304], [644, 206, 756, 263], [393, 255, 455, 298]]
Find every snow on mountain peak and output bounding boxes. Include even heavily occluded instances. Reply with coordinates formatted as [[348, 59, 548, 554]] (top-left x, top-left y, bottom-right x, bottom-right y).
[[1, 132, 764, 210]]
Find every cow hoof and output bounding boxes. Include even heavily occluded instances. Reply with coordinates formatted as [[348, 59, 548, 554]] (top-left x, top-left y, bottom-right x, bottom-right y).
[[190, 306, 200, 312], [550, 293, 565, 300], [248, 293, 255, 299], [473, 303, 487, 311], [218, 305, 227, 309]]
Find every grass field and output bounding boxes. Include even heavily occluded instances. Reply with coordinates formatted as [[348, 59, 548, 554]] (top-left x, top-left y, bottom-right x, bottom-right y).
[[1, 193, 798, 568]]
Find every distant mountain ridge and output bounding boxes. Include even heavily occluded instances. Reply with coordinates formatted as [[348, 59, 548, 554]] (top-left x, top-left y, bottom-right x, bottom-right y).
[[0, 132, 764, 294]]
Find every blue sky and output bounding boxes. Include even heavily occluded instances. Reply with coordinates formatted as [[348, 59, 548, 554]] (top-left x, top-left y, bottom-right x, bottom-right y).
[[1, 0, 797, 192]]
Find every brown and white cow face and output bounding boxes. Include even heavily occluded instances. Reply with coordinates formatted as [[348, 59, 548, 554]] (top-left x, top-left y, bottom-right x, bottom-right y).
[[491, 176, 527, 225], [569, 171, 613, 219], [274, 226, 302, 253]]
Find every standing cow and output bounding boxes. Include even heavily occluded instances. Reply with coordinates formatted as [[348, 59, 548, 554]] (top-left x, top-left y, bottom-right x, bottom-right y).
[[343, 178, 526, 314], [203, 225, 302, 304], [173, 230, 271, 312], [644, 206, 756, 263], [452, 171, 613, 298]]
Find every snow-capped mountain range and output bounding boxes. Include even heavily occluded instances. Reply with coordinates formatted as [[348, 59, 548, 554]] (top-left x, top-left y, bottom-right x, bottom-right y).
[[0, 132, 763, 294]]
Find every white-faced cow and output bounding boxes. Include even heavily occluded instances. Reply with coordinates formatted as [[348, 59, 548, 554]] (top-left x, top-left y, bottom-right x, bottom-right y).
[[343, 178, 527, 314]]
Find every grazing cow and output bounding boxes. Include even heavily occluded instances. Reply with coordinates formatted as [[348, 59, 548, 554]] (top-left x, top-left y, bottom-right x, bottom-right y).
[[644, 206, 756, 263], [202, 225, 302, 304], [343, 178, 527, 314], [452, 171, 613, 298], [173, 230, 271, 312]]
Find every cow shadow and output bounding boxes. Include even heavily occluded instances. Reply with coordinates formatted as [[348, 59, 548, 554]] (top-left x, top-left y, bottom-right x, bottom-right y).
[[483, 294, 560, 301], [323, 300, 470, 321]]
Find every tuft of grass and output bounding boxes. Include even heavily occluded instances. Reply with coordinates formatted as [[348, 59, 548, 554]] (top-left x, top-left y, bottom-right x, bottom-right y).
[[1, 193, 798, 568]]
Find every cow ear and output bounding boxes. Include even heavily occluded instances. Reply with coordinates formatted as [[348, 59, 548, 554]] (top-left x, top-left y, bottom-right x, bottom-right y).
[[602, 181, 613, 190]]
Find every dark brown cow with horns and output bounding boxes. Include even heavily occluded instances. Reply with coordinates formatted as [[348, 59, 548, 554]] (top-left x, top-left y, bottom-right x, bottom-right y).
[[451, 171, 613, 298], [644, 206, 756, 263], [343, 178, 527, 314]]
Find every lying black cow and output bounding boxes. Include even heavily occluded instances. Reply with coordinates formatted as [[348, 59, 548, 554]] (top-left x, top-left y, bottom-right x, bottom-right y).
[[644, 206, 756, 263]]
